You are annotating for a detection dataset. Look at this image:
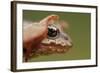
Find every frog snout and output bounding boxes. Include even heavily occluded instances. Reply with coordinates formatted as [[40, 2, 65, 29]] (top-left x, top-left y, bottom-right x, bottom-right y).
[[61, 33, 73, 47]]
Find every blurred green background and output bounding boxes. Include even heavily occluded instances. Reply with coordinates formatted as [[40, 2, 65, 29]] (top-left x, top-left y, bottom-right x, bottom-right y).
[[23, 10, 91, 62]]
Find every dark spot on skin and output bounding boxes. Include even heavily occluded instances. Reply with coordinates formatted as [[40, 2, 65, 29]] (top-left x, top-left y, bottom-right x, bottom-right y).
[[64, 36, 68, 40]]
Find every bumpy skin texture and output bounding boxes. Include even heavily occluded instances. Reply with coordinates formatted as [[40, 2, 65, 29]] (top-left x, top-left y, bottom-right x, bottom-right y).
[[23, 15, 72, 62]]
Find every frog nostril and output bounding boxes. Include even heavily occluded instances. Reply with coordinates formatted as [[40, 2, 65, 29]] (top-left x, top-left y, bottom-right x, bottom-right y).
[[65, 37, 68, 40]]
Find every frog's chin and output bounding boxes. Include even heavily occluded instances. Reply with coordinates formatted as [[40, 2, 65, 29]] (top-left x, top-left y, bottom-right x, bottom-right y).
[[30, 38, 72, 56], [34, 41, 72, 55]]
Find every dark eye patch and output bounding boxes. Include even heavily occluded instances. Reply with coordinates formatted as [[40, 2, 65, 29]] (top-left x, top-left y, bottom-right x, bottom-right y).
[[47, 26, 59, 39], [48, 27, 57, 37]]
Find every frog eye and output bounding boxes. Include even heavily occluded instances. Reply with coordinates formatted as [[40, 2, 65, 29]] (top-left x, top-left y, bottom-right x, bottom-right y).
[[47, 26, 59, 39]]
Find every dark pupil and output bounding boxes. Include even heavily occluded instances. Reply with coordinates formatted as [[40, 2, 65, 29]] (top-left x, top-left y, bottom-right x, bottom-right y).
[[48, 27, 58, 37]]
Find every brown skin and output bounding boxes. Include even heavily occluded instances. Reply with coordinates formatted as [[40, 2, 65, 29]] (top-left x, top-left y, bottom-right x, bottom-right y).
[[23, 15, 59, 62]]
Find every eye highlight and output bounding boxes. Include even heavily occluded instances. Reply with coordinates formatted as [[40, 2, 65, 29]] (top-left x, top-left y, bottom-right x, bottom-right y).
[[47, 25, 59, 39]]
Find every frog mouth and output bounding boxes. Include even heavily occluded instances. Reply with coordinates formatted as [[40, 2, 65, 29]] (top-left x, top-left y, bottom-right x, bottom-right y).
[[33, 38, 72, 55]]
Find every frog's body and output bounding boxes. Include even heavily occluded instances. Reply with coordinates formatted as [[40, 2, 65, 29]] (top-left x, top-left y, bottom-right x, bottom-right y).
[[23, 15, 73, 62]]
